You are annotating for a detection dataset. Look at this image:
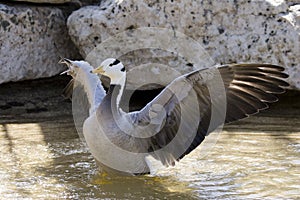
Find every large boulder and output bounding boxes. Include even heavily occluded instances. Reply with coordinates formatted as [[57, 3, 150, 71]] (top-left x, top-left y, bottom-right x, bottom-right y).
[[67, 0, 299, 90], [0, 4, 80, 84], [13, 0, 100, 5], [13, 0, 72, 3]]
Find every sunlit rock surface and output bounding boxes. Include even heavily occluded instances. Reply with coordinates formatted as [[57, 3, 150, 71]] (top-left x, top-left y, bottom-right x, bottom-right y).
[[0, 4, 80, 84], [13, 0, 72, 3], [67, 0, 299, 90], [12, 0, 100, 5]]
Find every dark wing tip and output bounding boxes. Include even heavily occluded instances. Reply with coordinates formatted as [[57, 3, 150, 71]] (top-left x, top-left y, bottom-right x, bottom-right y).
[[226, 63, 289, 86], [218, 63, 289, 123], [233, 63, 285, 71], [62, 79, 74, 100]]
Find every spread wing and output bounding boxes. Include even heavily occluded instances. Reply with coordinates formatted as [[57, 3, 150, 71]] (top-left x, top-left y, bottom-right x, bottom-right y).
[[128, 64, 289, 166]]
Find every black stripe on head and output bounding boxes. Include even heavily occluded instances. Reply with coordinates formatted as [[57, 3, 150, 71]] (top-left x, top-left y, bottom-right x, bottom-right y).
[[109, 59, 121, 67], [121, 67, 125, 72]]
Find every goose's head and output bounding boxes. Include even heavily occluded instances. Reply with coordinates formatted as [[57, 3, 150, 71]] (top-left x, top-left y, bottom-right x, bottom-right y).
[[92, 58, 126, 84], [59, 58, 94, 78]]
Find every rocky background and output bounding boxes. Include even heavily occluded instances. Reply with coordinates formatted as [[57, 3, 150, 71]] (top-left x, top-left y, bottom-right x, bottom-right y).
[[0, 0, 99, 84], [1, 0, 299, 89]]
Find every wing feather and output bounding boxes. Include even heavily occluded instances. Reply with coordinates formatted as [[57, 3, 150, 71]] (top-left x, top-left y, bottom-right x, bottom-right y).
[[128, 64, 289, 166], [62, 79, 74, 99]]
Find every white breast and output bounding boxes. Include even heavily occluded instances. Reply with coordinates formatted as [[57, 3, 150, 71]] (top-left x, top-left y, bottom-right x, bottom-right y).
[[83, 113, 150, 175]]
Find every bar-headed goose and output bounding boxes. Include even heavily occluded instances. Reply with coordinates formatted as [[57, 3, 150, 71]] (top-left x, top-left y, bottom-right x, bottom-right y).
[[60, 58, 289, 175]]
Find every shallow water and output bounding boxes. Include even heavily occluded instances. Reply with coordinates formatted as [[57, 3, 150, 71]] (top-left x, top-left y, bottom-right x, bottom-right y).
[[0, 77, 299, 199], [1, 121, 299, 199]]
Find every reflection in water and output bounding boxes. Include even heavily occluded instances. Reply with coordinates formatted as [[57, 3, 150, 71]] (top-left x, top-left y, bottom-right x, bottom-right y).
[[91, 172, 196, 199]]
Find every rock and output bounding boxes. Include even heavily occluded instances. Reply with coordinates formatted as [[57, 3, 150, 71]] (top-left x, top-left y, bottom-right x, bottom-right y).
[[12, 0, 100, 6], [0, 4, 81, 84], [67, 0, 300, 90], [13, 0, 72, 4]]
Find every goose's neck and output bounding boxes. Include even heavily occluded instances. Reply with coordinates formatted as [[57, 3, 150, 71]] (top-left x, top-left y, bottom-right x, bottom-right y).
[[79, 69, 105, 114], [107, 75, 126, 113]]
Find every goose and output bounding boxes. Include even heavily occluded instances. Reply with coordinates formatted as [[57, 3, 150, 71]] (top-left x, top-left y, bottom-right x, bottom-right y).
[[60, 58, 289, 175]]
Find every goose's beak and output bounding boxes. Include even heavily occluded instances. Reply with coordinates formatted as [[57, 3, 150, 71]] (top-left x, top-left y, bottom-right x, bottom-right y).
[[59, 58, 72, 65], [91, 66, 105, 75], [59, 58, 74, 75]]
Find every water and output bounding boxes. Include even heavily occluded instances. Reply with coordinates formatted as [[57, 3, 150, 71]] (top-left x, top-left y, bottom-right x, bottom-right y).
[[0, 77, 299, 199], [1, 122, 299, 199]]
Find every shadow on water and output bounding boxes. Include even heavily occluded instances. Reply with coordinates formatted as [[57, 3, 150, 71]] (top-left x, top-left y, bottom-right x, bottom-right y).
[[0, 75, 299, 199]]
